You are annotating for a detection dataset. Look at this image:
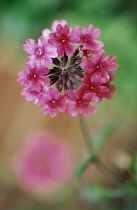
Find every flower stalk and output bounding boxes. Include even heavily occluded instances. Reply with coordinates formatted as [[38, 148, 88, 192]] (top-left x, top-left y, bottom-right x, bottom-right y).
[[78, 114, 122, 187]]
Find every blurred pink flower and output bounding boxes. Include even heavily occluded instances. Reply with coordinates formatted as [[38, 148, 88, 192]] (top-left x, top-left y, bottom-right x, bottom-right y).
[[14, 131, 73, 193]]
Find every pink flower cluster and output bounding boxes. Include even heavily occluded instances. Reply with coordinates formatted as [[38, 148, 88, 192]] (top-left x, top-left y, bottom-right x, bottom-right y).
[[14, 130, 73, 193], [18, 20, 118, 117]]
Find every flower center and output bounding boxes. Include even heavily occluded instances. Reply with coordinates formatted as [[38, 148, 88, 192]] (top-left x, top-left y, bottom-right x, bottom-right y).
[[62, 39, 66, 43], [51, 100, 56, 104], [96, 65, 100, 69], [84, 38, 88, 42], [48, 48, 84, 92], [37, 49, 43, 56], [33, 74, 37, 78]]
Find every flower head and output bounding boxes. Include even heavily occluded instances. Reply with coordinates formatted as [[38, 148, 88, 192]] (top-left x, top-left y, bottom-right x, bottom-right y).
[[14, 130, 73, 193], [18, 19, 118, 117]]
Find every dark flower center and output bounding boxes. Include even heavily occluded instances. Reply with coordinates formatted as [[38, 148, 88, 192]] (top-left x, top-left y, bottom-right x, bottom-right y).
[[48, 48, 84, 92]]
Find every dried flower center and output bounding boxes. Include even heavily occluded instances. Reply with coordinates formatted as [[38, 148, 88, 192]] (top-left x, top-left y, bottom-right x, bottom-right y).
[[48, 48, 84, 92]]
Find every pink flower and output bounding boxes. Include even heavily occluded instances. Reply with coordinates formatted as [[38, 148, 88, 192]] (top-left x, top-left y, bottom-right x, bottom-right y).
[[17, 70, 29, 87], [48, 24, 75, 57], [21, 86, 47, 102], [104, 55, 118, 71], [42, 19, 68, 39], [14, 130, 73, 193], [81, 49, 109, 84], [66, 86, 97, 117], [18, 19, 118, 117], [71, 24, 104, 50], [37, 88, 67, 117], [22, 36, 57, 67], [18, 65, 50, 92], [81, 74, 109, 102], [21, 87, 40, 101]]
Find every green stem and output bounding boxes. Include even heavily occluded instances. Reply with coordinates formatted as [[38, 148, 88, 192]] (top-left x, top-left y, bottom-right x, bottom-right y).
[[78, 114, 122, 187], [78, 114, 93, 150]]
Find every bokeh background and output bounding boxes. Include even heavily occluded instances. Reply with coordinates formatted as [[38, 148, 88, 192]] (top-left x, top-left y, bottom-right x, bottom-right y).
[[0, 0, 136, 209]]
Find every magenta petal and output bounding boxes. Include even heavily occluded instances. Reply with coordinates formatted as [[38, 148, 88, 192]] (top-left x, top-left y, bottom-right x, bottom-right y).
[[25, 55, 40, 67], [43, 107, 58, 117], [51, 19, 67, 32], [105, 55, 118, 63], [48, 88, 59, 99], [88, 104, 96, 114], [89, 40, 104, 50], [67, 102, 78, 117], [84, 24, 94, 33], [92, 72, 102, 85], [72, 26, 82, 36], [22, 39, 37, 54], [56, 24, 63, 34], [40, 76, 50, 85], [108, 63, 119, 71], [57, 44, 65, 58], [42, 29, 52, 39], [81, 59, 94, 70], [64, 43, 74, 56], [92, 28, 100, 39], [46, 46, 58, 58], [66, 91, 76, 101], [41, 57, 52, 67]]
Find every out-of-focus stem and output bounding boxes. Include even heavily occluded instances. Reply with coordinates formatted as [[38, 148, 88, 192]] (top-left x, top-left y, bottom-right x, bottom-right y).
[[78, 114, 93, 150], [78, 114, 122, 187]]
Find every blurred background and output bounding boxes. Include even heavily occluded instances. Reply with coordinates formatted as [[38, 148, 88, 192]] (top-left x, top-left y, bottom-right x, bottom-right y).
[[0, 0, 137, 209]]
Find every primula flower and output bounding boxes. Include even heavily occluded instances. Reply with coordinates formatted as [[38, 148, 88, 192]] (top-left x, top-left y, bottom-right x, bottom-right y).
[[48, 24, 76, 57], [81, 49, 109, 83], [21, 86, 47, 102], [37, 87, 67, 117], [71, 24, 104, 50], [22, 36, 57, 67], [66, 86, 98, 117], [18, 19, 118, 117], [18, 65, 50, 92], [42, 19, 67, 39], [14, 130, 73, 193]]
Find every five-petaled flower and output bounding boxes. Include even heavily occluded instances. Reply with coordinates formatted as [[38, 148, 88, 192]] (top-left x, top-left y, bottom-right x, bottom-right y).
[[18, 19, 118, 117], [22, 36, 57, 67]]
